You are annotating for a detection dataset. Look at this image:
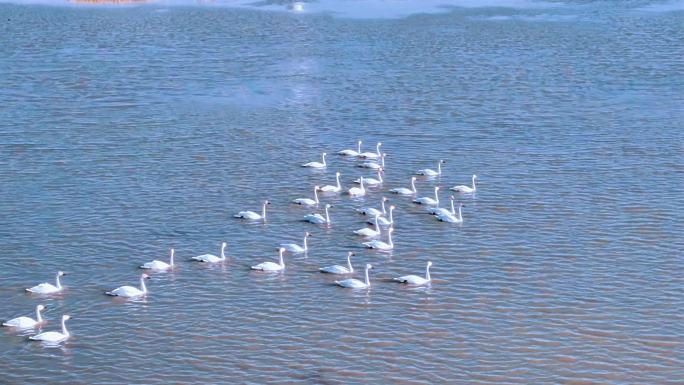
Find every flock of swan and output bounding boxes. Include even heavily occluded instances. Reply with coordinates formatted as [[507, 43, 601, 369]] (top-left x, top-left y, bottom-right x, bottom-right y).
[[2, 140, 477, 345]]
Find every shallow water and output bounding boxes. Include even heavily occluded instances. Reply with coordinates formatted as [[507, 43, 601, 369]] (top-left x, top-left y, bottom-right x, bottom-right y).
[[0, 1, 683, 384]]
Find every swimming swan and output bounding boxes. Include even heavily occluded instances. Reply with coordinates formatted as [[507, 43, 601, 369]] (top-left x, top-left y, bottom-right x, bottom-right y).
[[140, 248, 175, 270], [251, 248, 285, 271], [347, 177, 366, 197], [354, 169, 383, 186], [451, 174, 477, 193], [338, 140, 362, 156], [293, 186, 320, 206], [304, 204, 332, 224], [192, 242, 227, 263], [390, 176, 417, 195], [280, 232, 311, 253], [356, 197, 388, 216], [394, 261, 432, 286], [234, 200, 270, 221], [416, 160, 445, 176], [362, 227, 394, 250], [302, 152, 327, 168], [413, 186, 440, 206], [26, 271, 66, 294], [320, 252, 355, 274], [335, 264, 372, 289], [106, 273, 150, 298], [3, 305, 46, 328], [318, 172, 342, 193], [358, 142, 381, 159], [354, 214, 381, 237], [29, 315, 70, 343]]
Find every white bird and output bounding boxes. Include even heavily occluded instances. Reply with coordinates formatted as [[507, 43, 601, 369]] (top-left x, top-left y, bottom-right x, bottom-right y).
[[3, 305, 46, 329], [347, 177, 366, 197], [354, 169, 383, 186], [302, 152, 327, 168], [413, 186, 440, 206], [358, 142, 382, 159], [29, 314, 71, 343], [354, 214, 381, 237], [367, 205, 395, 227], [26, 271, 66, 294], [280, 232, 311, 254], [140, 248, 175, 270], [106, 273, 150, 298], [338, 140, 362, 156], [293, 185, 320, 206], [390, 176, 417, 195], [304, 204, 332, 225], [416, 160, 445, 176], [234, 200, 270, 221], [360, 153, 386, 169], [394, 261, 432, 286], [428, 195, 456, 216], [356, 197, 388, 216], [451, 174, 477, 193], [436, 203, 464, 223], [251, 247, 285, 271], [318, 172, 342, 193], [335, 263, 372, 289], [362, 227, 394, 250], [192, 242, 227, 263], [320, 252, 355, 274]]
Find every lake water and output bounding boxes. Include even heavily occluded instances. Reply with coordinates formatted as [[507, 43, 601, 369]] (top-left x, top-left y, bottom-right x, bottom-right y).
[[0, 1, 682, 383]]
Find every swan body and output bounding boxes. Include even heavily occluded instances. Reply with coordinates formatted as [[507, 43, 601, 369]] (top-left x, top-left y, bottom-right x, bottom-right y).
[[302, 152, 327, 168], [106, 274, 150, 298], [390, 176, 417, 195], [356, 197, 387, 217], [367, 205, 395, 227], [304, 204, 332, 224], [451, 174, 477, 193], [319, 172, 342, 193], [354, 169, 383, 186], [320, 252, 355, 274], [338, 140, 362, 156], [362, 227, 394, 250], [360, 153, 386, 169], [26, 271, 65, 294], [280, 232, 311, 253], [192, 242, 227, 263], [354, 215, 381, 237], [234, 200, 270, 221], [428, 196, 456, 215], [394, 261, 432, 286], [251, 248, 285, 271], [358, 142, 381, 159], [3, 305, 45, 328], [335, 264, 372, 289], [347, 177, 366, 197], [436, 203, 463, 223], [413, 186, 440, 205], [293, 186, 320, 206], [140, 248, 174, 270], [416, 160, 445, 176], [29, 315, 70, 343]]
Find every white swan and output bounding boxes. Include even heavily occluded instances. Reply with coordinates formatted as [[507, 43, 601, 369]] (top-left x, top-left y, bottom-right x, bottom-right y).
[[293, 185, 320, 206], [394, 261, 432, 286], [436, 203, 464, 223], [358, 142, 381, 159], [251, 248, 285, 271], [304, 204, 332, 224], [234, 200, 270, 221], [335, 264, 372, 289], [140, 248, 174, 270], [338, 140, 362, 156], [354, 214, 381, 237], [413, 186, 440, 205], [318, 172, 342, 193], [360, 153, 386, 169], [302, 152, 327, 168], [451, 174, 477, 193], [26, 271, 66, 294], [347, 177, 366, 197], [354, 169, 383, 186], [320, 252, 355, 274], [390, 176, 417, 195], [192, 242, 227, 263], [3, 305, 46, 329], [428, 195, 455, 215], [367, 205, 395, 226], [416, 160, 445, 176], [356, 196, 388, 216], [280, 232, 311, 253], [362, 227, 394, 250], [29, 315, 70, 343], [106, 273, 150, 298]]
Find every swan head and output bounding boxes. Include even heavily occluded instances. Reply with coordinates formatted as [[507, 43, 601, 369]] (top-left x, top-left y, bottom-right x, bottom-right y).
[[449, 195, 455, 200], [347, 251, 355, 257], [358, 140, 362, 145], [411, 176, 416, 181], [388, 227, 394, 233], [389, 205, 396, 211], [322, 152, 327, 156], [264, 200, 271, 205], [305, 231, 312, 237], [62, 315, 71, 322], [427, 261, 433, 268], [36, 304, 46, 311], [336, 172, 340, 176], [382, 197, 389, 202], [377, 142, 382, 147], [440, 159, 446, 164], [141, 273, 150, 280], [278, 247, 286, 254], [221, 242, 227, 249], [473, 174, 477, 179], [435, 186, 441, 191], [365, 263, 373, 270], [57, 271, 66, 277], [325, 204, 333, 208], [314, 185, 320, 190]]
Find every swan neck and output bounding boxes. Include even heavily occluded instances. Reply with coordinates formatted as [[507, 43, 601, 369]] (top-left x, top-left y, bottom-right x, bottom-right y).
[[438, 162, 441, 175], [262, 203, 267, 220], [374, 215, 380, 229], [389, 207, 394, 223], [451, 199, 455, 214], [140, 275, 147, 293], [426, 264, 431, 281], [381, 155, 385, 168], [314, 187, 319, 203], [324, 206, 330, 223], [55, 273, 62, 289], [472, 175, 476, 190], [411, 178, 416, 193], [322, 153, 326, 166], [279, 250, 284, 267], [376, 143, 381, 156], [303, 235, 308, 250], [61, 317, 69, 336], [36, 307, 43, 323], [347, 255, 353, 272], [458, 205, 463, 222], [434, 188, 439, 202], [365, 266, 370, 287], [170, 249, 175, 266], [357, 141, 361, 153], [221, 244, 226, 259], [381, 199, 386, 214], [388, 230, 393, 246], [336, 173, 341, 188]]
